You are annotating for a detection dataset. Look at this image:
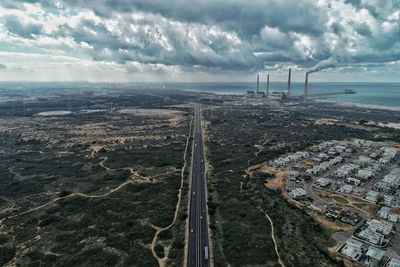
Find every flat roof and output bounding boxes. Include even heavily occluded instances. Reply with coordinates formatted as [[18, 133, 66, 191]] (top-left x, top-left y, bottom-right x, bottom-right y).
[[366, 246, 385, 260], [387, 258, 400, 267]]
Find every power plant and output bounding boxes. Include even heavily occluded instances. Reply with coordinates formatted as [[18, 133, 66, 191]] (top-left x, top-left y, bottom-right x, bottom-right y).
[[256, 74, 259, 93], [246, 74, 265, 97], [246, 70, 290, 99], [304, 71, 354, 100], [245, 63, 355, 101], [304, 72, 309, 99], [287, 68, 291, 97]]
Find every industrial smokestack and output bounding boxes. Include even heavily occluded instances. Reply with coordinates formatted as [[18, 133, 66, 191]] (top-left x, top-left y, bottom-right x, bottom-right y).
[[304, 72, 309, 99], [266, 74, 270, 98], [256, 74, 259, 93], [287, 68, 291, 97], [303, 58, 336, 100]]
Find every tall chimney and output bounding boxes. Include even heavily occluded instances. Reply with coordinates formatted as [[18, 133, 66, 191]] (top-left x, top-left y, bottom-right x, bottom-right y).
[[256, 74, 259, 93], [304, 72, 309, 99], [287, 68, 291, 97], [266, 74, 270, 98]]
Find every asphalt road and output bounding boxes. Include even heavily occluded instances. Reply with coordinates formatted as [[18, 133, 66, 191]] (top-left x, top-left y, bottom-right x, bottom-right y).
[[187, 103, 210, 267]]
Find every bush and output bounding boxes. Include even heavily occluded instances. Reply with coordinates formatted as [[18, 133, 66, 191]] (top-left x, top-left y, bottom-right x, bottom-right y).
[[154, 244, 165, 258], [0, 245, 15, 265], [172, 240, 184, 249], [58, 190, 71, 197]]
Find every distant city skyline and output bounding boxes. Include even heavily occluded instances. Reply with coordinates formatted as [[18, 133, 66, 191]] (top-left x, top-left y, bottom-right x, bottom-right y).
[[0, 0, 399, 82]]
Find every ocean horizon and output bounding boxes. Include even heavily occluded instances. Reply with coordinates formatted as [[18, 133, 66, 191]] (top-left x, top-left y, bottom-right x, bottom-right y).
[[1, 81, 400, 108]]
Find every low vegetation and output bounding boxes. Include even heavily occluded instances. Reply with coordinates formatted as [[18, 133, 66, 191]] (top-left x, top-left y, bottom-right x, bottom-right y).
[[0, 89, 196, 266]]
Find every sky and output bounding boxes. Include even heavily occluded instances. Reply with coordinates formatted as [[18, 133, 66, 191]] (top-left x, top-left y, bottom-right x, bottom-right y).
[[0, 0, 399, 82]]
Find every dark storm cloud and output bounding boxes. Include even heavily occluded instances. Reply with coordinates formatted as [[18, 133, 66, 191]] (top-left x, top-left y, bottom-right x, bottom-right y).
[[63, 18, 261, 71], [0, 0, 399, 74], [353, 22, 372, 37], [330, 22, 344, 36], [61, 0, 328, 38], [3, 15, 43, 39], [0, 0, 326, 38], [344, 0, 361, 8]]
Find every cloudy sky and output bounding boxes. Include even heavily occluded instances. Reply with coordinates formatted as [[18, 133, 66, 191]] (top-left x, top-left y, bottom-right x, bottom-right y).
[[0, 0, 399, 82]]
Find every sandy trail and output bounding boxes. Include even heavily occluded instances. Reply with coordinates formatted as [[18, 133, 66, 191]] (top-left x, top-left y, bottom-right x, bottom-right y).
[[260, 208, 286, 267], [150, 116, 193, 267]]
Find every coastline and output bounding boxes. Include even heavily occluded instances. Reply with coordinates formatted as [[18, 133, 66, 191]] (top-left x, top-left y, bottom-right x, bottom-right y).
[[185, 88, 400, 111], [315, 99, 400, 112]]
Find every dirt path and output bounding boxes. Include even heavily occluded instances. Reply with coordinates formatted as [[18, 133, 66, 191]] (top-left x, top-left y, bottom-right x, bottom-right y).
[[150, 116, 193, 267], [99, 156, 163, 184], [260, 208, 286, 267], [0, 151, 170, 223], [0, 117, 191, 267], [0, 179, 136, 223]]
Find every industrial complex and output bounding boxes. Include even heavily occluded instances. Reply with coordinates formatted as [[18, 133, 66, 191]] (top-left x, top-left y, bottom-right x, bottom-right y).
[[245, 69, 355, 101]]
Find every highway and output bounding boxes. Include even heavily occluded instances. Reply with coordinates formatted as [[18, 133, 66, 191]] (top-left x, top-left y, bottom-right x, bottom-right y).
[[187, 103, 210, 267]]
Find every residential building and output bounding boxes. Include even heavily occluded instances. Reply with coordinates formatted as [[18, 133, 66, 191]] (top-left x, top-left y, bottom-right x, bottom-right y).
[[365, 191, 379, 203], [288, 188, 307, 199], [339, 238, 363, 261]]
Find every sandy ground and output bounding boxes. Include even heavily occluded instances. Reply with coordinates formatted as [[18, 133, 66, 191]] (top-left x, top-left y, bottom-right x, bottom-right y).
[[314, 118, 398, 132], [117, 108, 185, 117], [316, 99, 400, 112], [249, 165, 288, 191], [387, 141, 400, 149], [314, 118, 340, 125], [366, 121, 400, 130], [264, 169, 287, 190], [78, 109, 105, 114], [36, 111, 72, 116], [0, 109, 186, 150], [310, 212, 353, 231], [247, 163, 263, 172]]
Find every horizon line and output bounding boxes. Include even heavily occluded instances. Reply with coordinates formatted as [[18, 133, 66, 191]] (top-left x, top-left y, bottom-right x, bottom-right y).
[[0, 81, 399, 84]]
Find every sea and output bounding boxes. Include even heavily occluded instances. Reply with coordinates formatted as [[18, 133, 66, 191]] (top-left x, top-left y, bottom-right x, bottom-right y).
[[0, 81, 400, 109], [166, 82, 400, 109]]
